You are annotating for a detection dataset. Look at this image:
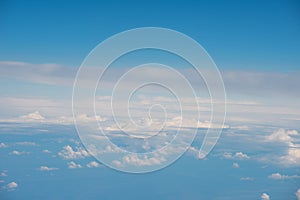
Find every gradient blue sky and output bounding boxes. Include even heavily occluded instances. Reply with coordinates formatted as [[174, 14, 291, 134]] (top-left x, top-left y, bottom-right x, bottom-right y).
[[0, 0, 300, 71], [0, 1, 300, 199]]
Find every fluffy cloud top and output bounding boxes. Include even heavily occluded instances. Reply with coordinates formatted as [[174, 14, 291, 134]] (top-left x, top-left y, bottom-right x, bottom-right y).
[[0, 142, 7, 148], [58, 145, 90, 159], [265, 129, 300, 167], [68, 161, 82, 169], [6, 182, 18, 191], [266, 129, 298, 147], [296, 188, 300, 200], [261, 193, 270, 200], [86, 161, 100, 168], [20, 111, 45, 121], [223, 152, 250, 160]]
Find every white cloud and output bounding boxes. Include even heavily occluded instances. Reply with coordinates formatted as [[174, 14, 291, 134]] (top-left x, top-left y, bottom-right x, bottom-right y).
[[268, 173, 300, 180], [112, 154, 165, 166], [240, 177, 254, 181], [0, 172, 7, 177], [223, 152, 250, 160], [264, 129, 300, 167], [233, 162, 239, 168], [86, 161, 100, 168], [296, 188, 300, 200], [42, 149, 51, 154], [15, 141, 37, 146], [58, 145, 90, 160], [39, 166, 58, 171], [0, 142, 7, 148], [20, 111, 45, 122], [68, 161, 82, 169], [5, 182, 18, 191], [266, 129, 298, 147], [10, 150, 29, 155], [261, 193, 270, 200]]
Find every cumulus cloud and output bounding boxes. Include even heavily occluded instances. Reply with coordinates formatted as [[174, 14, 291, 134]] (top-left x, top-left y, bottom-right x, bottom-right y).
[[113, 154, 166, 167], [296, 188, 300, 200], [266, 129, 298, 147], [268, 173, 300, 180], [233, 162, 239, 168], [42, 149, 51, 154], [20, 111, 45, 121], [264, 129, 300, 167], [58, 145, 90, 159], [39, 166, 58, 171], [68, 161, 82, 169], [223, 152, 250, 160], [86, 161, 100, 168], [0, 142, 7, 148], [5, 182, 18, 191], [261, 193, 270, 200], [0, 171, 7, 177]]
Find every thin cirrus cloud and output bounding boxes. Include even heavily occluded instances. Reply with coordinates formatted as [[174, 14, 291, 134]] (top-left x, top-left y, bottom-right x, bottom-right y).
[[0, 61, 300, 100], [38, 166, 58, 171]]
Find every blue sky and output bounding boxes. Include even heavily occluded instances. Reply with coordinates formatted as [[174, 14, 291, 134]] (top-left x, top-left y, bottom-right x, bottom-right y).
[[0, 0, 300, 70], [0, 0, 300, 199]]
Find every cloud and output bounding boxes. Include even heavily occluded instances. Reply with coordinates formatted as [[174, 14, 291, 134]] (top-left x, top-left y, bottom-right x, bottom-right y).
[[15, 141, 37, 146], [0, 142, 7, 148], [86, 161, 100, 168], [223, 152, 250, 160], [10, 150, 29, 155], [268, 173, 300, 180], [42, 149, 52, 154], [0, 172, 7, 177], [5, 182, 18, 191], [261, 193, 270, 200], [240, 177, 254, 181], [266, 129, 298, 147], [20, 111, 45, 121], [233, 162, 239, 168], [68, 161, 82, 169], [58, 145, 90, 160], [39, 166, 58, 171], [264, 129, 300, 167], [113, 154, 166, 167], [0, 61, 75, 86], [296, 188, 300, 200]]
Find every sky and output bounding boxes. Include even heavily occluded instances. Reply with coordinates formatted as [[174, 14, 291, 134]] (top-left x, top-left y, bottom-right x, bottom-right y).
[[0, 0, 300, 199]]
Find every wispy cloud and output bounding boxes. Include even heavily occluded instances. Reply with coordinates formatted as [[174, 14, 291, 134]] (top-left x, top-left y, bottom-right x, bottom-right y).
[[38, 166, 58, 171]]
